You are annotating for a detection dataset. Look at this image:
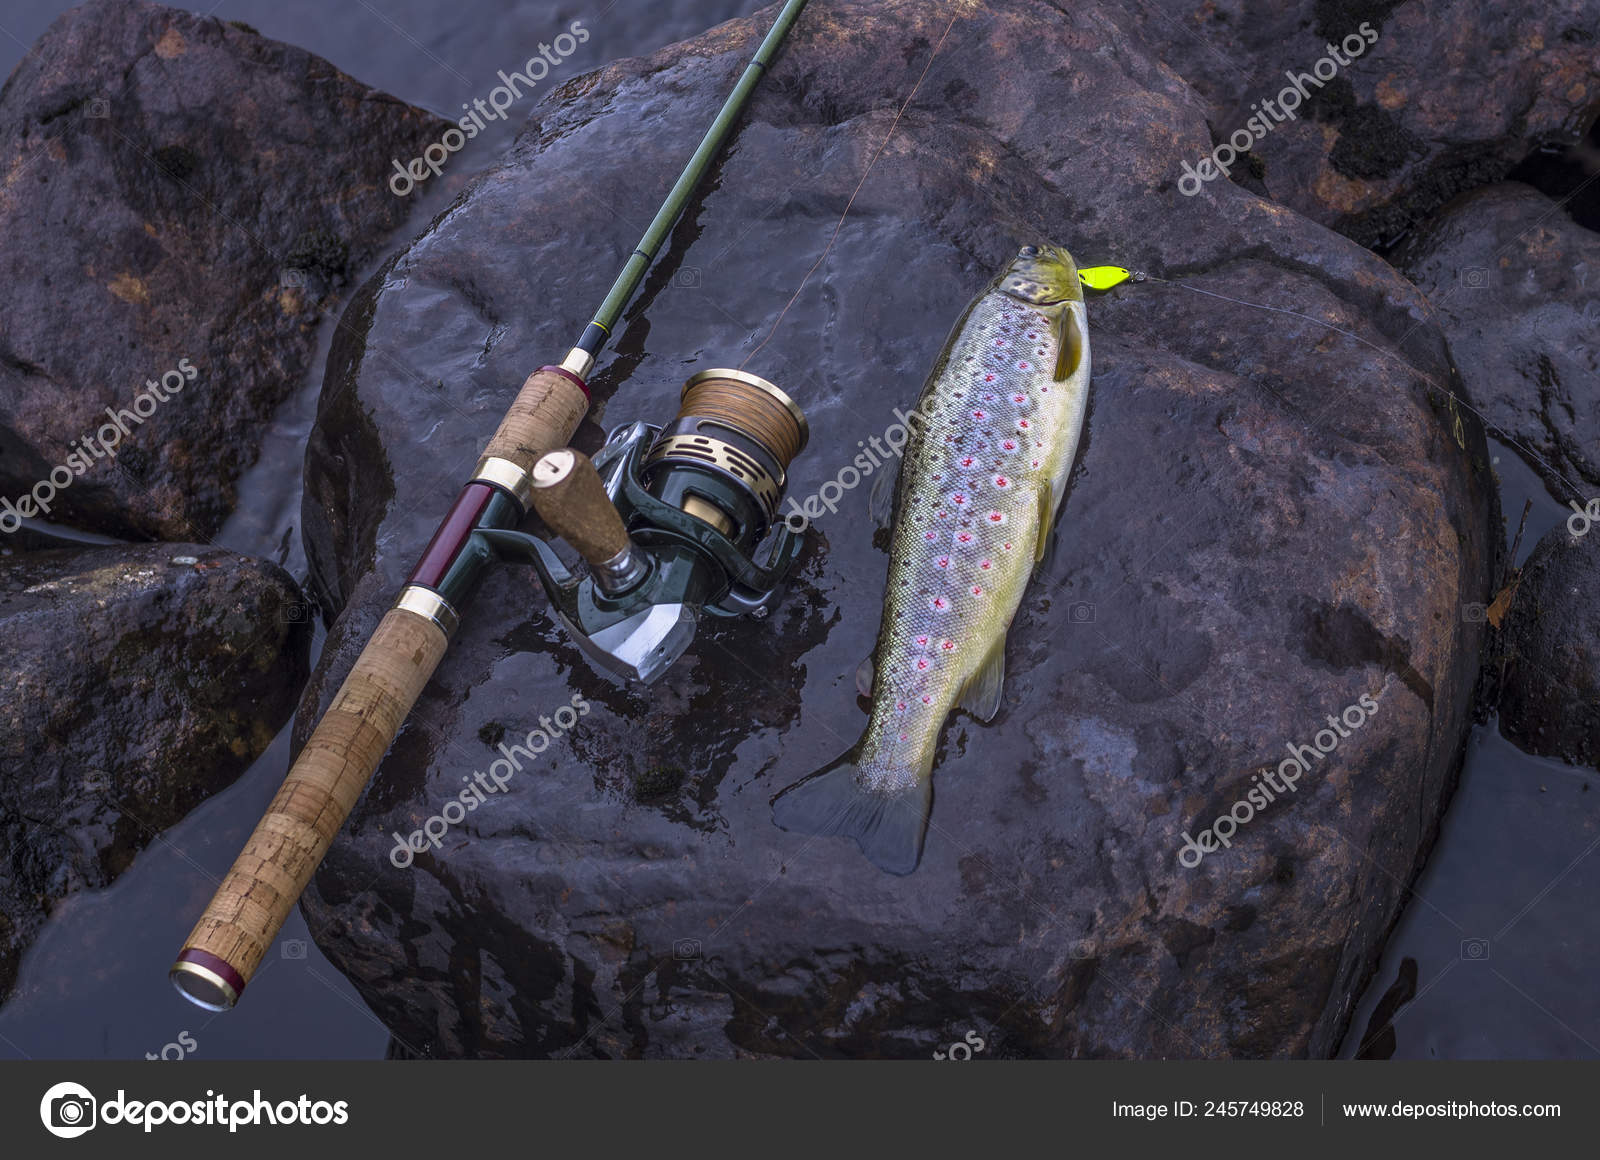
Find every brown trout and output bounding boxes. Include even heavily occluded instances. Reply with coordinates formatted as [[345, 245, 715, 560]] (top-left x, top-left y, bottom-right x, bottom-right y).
[[772, 243, 1090, 874]]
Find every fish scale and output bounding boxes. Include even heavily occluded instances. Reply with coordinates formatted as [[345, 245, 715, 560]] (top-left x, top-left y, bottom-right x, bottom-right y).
[[773, 243, 1091, 874]]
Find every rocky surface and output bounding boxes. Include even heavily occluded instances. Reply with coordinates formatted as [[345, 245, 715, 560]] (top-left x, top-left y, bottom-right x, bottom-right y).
[[297, 0, 1494, 1057], [1391, 182, 1600, 504], [1125, 0, 1600, 248], [0, 543, 310, 1000], [0, 0, 448, 541], [1498, 525, 1600, 767]]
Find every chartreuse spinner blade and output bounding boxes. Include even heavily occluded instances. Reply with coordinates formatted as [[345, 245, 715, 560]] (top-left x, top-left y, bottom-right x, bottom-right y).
[[1079, 266, 1139, 291]]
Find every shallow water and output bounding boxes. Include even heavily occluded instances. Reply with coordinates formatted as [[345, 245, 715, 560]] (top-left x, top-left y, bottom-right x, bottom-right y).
[[1, 0, 1596, 1059]]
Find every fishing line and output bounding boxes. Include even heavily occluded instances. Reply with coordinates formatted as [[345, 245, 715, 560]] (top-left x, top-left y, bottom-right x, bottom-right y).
[[739, 10, 963, 371], [1139, 274, 1596, 506]]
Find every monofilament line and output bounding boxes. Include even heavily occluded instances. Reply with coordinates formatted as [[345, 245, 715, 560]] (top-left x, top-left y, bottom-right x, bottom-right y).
[[741, 10, 962, 371]]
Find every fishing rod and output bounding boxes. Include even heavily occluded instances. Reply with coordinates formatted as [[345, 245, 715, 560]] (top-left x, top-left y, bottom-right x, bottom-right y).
[[171, 0, 812, 1012]]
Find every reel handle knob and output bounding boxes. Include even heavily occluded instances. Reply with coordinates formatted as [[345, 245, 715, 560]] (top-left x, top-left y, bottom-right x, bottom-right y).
[[530, 448, 634, 575]]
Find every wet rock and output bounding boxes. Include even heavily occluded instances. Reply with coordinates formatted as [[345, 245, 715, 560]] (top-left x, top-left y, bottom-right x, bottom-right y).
[[0, 0, 448, 541], [1498, 526, 1600, 767], [0, 543, 310, 1001], [299, 0, 1493, 1057], [1125, 0, 1600, 247], [1391, 183, 1600, 504]]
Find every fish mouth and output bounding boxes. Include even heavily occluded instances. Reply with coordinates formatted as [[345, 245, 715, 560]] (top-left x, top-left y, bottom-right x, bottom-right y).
[[999, 243, 1083, 305]]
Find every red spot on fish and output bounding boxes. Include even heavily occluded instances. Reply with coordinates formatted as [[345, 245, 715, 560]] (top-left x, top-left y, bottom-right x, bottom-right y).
[[899, 732, 909, 741], [915, 635, 930, 647], [1018, 361, 1030, 370], [955, 531, 974, 545], [951, 493, 967, 506], [930, 596, 949, 612], [971, 585, 983, 596], [994, 475, 1010, 488], [896, 700, 907, 711], [960, 456, 975, 468], [1018, 419, 1031, 430], [936, 555, 951, 569], [984, 374, 995, 382], [1012, 394, 1026, 404], [987, 511, 1005, 524], [1002, 439, 1017, 451], [921, 695, 932, 705], [980, 559, 993, 570], [1003, 542, 1014, 551], [972, 410, 986, 420], [940, 639, 955, 651], [924, 531, 938, 541], [916, 658, 930, 671]]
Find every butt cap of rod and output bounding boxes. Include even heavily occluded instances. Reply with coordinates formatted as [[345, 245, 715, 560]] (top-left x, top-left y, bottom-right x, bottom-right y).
[[170, 948, 245, 1011]]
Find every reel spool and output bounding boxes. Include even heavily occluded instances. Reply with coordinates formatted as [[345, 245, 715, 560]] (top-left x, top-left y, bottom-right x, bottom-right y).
[[642, 369, 809, 547]]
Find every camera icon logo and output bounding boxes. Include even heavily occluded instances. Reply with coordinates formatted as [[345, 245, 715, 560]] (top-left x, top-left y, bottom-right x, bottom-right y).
[[1461, 602, 1488, 624], [282, 601, 312, 624], [281, 938, 308, 960], [39, 1081, 97, 1139], [1461, 267, 1489, 289], [85, 97, 110, 119], [673, 938, 702, 961], [1067, 600, 1096, 623], [1460, 938, 1491, 960]]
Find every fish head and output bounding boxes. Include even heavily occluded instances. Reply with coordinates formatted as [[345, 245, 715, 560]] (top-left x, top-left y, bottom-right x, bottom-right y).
[[998, 243, 1083, 306]]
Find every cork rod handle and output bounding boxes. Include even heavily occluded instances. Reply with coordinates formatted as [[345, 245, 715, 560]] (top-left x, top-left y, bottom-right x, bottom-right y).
[[172, 606, 448, 1008]]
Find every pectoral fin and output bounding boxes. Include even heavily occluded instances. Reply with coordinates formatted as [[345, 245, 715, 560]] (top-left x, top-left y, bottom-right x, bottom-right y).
[[1054, 306, 1085, 383], [956, 633, 1007, 722]]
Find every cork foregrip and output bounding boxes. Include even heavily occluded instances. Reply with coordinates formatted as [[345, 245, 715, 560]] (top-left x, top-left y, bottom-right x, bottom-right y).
[[481, 367, 589, 475], [179, 607, 448, 986]]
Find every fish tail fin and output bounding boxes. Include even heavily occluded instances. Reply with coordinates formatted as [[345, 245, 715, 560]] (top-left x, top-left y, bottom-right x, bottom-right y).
[[771, 749, 932, 876]]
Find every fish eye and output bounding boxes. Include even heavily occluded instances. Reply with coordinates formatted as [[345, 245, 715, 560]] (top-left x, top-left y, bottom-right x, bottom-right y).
[[1018, 245, 1039, 257]]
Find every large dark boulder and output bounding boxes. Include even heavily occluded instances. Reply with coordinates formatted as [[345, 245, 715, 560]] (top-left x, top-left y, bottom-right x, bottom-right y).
[[0, 0, 448, 541], [0, 543, 310, 1001], [297, 0, 1493, 1057], [1124, 0, 1600, 247], [1499, 525, 1600, 767], [1392, 182, 1600, 504]]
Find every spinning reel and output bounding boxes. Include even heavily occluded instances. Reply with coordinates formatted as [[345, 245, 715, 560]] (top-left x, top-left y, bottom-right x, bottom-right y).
[[485, 369, 810, 683]]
